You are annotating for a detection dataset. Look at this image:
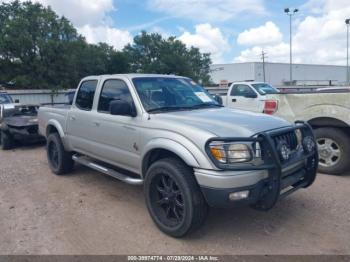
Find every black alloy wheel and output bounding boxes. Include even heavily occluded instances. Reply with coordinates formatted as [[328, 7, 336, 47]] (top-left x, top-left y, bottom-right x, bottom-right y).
[[144, 158, 208, 237], [150, 173, 185, 227]]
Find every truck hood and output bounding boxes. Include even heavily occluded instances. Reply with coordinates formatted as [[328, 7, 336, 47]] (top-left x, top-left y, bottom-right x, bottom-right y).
[[153, 107, 291, 137]]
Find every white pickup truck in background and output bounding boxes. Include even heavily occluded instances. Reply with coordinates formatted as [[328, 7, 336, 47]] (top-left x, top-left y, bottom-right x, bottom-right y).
[[217, 82, 350, 175], [219, 82, 280, 115]]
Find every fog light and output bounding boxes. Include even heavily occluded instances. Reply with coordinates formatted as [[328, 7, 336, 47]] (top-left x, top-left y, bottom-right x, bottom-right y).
[[303, 136, 316, 153], [229, 190, 249, 201], [278, 141, 291, 161]]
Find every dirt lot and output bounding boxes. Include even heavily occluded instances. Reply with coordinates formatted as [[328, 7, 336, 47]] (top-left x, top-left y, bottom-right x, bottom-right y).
[[0, 145, 349, 255]]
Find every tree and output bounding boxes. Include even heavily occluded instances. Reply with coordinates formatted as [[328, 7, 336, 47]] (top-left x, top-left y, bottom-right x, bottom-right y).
[[0, 1, 129, 90], [0, 2, 212, 90], [124, 32, 212, 84]]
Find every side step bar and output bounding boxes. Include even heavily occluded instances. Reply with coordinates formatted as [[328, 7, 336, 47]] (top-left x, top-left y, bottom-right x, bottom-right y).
[[279, 180, 308, 199], [72, 155, 143, 186]]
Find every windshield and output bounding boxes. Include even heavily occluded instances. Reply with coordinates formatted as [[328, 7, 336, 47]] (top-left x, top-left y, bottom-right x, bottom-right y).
[[251, 83, 279, 95], [0, 94, 13, 104], [132, 77, 220, 113]]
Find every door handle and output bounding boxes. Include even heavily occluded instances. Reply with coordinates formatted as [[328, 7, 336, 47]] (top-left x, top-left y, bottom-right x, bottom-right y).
[[232, 99, 237, 102], [70, 116, 76, 121], [93, 121, 100, 127]]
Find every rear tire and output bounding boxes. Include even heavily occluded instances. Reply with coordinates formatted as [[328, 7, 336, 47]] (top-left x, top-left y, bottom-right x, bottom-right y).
[[144, 158, 208, 237], [1, 130, 14, 150], [314, 127, 350, 175], [46, 133, 74, 175]]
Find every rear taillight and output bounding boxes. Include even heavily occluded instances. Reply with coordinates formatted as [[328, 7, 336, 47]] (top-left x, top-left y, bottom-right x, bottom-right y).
[[263, 100, 278, 115]]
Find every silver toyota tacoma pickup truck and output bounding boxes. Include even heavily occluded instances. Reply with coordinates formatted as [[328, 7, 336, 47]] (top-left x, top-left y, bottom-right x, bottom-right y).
[[38, 74, 318, 237]]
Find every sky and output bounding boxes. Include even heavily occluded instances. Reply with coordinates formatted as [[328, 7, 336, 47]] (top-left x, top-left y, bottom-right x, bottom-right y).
[[2, 0, 350, 65]]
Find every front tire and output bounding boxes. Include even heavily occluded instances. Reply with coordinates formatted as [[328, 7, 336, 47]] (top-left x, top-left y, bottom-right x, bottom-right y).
[[1, 130, 14, 150], [144, 158, 208, 237], [314, 127, 350, 175], [46, 133, 74, 175]]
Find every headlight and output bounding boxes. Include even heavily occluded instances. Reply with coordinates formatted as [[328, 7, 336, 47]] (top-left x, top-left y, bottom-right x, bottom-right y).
[[227, 144, 253, 163], [208, 142, 253, 164]]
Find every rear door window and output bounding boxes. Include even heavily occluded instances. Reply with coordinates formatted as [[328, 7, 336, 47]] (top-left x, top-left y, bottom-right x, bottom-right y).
[[75, 80, 98, 110], [230, 85, 253, 96]]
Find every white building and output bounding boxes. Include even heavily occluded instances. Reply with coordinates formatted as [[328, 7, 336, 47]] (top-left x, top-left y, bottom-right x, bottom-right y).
[[210, 62, 348, 87]]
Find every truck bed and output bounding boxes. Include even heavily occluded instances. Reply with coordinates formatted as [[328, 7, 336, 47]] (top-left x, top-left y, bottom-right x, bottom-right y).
[[271, 92, 350, 124], [38, 104, 71, 136]]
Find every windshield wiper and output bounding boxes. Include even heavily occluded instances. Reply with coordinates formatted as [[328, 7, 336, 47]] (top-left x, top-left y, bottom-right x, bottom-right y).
[[147, 103, 223, 113], [147, 106, 189, 113], [187, 103, 223, 109]]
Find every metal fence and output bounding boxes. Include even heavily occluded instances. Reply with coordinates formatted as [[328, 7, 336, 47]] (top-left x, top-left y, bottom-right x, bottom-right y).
[[5, 89, 74, 104]]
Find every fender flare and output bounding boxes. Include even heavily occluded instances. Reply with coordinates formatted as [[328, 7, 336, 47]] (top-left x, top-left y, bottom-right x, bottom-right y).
[[46, 119, 65, 138], [141, 138, 201, 175], [299, 104, 350, 126]]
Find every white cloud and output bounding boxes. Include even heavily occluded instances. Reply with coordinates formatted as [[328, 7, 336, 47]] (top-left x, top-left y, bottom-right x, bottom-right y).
[[301, 0, 326, 14], [234, 43, 290, 63], [0, 0, 134, 51], [237, 22, 283, 46], [0, 0, 115, 27], [234, 0, 350, 65], [77, 25, 133, 51], [179, 24, 230, 63], [148, 0, 266, 22], [43, 0, 114, 27]]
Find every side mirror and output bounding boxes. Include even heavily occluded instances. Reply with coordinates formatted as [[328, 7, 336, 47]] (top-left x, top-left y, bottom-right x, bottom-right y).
[[110, 100, 136, 117], [244, 92, 258, 98], [15, 99, 20, 103], [212, 94, 223, 105]]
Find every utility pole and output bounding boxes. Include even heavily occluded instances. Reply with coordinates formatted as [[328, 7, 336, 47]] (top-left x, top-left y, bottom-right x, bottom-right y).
[[284, 8, 299, 85], [261, 50, 268, 82], [346, 19, 350, 86]]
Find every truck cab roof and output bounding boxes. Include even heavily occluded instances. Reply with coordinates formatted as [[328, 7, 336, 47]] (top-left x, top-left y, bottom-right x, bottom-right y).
[[81, 74, 187, 82], [230, 81, 266, 85]]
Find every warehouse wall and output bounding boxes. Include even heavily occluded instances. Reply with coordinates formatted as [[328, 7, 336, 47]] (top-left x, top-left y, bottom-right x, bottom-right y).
[[256, 62, 348, 86], [210, 63, 256, 84], [210, 62, 348, 86]]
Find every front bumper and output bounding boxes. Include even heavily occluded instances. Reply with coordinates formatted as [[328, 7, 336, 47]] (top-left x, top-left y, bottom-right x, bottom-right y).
[[7, 125, 45, 142], [197, 122, 318, 209]]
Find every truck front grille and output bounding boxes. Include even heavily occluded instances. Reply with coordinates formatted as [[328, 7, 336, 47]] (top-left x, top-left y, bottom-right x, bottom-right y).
[[272, 131, 298, 151]]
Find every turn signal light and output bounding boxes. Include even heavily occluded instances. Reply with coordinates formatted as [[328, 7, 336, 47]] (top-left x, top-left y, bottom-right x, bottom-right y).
[[210, 147, 226, 163]]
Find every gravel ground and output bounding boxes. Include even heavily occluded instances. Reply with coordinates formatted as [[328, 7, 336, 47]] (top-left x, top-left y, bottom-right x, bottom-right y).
[[0, 145, 349, 255]]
